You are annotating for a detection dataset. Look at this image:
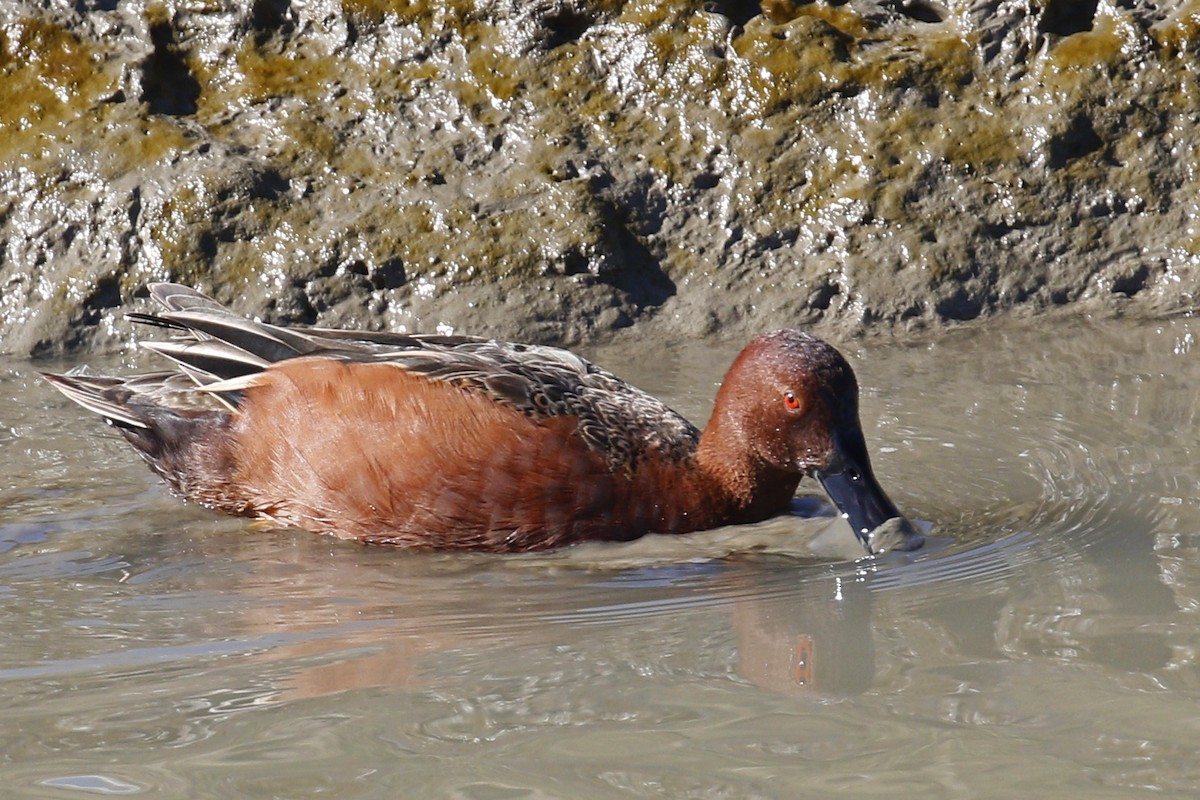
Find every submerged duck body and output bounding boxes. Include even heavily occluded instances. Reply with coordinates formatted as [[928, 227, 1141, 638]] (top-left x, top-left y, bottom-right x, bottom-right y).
[[44, 284, 922, 554]]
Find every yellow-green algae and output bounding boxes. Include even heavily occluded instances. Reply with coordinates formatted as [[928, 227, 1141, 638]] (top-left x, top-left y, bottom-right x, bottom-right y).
[[8, 0, 1200, 346], [760, 0, 874, 38], [340, 0, 480, 27], [156, 0, 1033, 291], [1034, 14, 1134, 100], [0, 18, 118, 162], [1151, 0, 1200, 56], [155, 0, 629, 290]]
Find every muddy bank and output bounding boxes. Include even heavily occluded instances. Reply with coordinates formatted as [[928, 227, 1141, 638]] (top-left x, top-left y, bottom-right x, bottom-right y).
[[1, 0, 1198, 356]]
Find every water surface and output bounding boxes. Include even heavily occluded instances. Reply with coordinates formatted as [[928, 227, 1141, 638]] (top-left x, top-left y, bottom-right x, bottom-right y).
[[3, 315, 1200, 797]]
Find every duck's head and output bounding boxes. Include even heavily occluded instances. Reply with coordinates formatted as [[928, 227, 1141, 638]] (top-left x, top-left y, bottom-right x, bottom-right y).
[[711, 329, 923, 554]]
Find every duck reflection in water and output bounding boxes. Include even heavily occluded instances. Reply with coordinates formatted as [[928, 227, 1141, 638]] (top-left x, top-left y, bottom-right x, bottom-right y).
[[200, 541, 882, 702]]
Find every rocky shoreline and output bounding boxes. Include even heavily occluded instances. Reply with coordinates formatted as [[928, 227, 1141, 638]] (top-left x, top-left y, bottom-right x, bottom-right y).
[[2, 0, 1198, 357]]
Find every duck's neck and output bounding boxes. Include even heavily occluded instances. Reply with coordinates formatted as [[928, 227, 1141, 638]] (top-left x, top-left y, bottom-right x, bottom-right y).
[[694, 420, 802, 526]]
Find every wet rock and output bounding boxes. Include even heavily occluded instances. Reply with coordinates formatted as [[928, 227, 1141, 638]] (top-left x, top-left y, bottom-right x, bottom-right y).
[[1, 0, 1198, 356]]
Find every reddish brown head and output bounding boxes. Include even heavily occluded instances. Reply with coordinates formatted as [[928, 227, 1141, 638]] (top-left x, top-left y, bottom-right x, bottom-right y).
[[702, 330, 922, 553]]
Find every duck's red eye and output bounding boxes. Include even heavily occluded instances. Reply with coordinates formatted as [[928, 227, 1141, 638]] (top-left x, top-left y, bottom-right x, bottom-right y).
[[783, 391, 800, 411]]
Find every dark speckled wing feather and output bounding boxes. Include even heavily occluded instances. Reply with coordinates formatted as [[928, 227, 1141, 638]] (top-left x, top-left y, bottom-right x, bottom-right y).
[[369, 342, 701, 473], [132, 284, 699, 474]]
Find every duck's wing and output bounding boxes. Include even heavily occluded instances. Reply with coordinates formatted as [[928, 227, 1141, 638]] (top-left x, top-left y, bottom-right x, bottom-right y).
[[362, 341, 702, 471], [131, 284, 484, 381], [132, 284, 700, 469]]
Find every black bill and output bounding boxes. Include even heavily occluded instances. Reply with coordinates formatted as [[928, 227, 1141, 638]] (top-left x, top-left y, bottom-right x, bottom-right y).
[[813, 428, 924, 555]]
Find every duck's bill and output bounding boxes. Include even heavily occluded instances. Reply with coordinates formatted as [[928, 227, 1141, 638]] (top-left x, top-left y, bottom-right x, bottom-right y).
[[813, 432, 924, 555]]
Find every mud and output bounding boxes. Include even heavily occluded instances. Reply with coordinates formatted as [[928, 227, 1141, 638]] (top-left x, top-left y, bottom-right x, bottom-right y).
[[1, 0, 1198, 356]]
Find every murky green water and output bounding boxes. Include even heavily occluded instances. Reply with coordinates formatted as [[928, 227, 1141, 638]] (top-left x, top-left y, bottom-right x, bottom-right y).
[[4, 315, 1200, 798]]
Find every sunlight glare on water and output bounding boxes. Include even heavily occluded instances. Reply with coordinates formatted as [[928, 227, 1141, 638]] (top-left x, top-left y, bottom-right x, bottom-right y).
[[2, 315, 1200, 797]]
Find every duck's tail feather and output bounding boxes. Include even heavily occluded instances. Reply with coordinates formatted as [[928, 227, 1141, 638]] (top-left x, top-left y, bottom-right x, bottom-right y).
[[41, 372, 151, 429], [42, 369, 234, 423], [42, 369, 240, 506]]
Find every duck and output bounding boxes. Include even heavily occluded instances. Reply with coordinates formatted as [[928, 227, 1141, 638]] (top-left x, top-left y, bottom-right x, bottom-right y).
[[42, 283, 923, 554]]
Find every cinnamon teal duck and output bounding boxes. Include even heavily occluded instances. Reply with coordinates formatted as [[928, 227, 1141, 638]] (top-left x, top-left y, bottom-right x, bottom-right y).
[[43, 284, 923, 554]]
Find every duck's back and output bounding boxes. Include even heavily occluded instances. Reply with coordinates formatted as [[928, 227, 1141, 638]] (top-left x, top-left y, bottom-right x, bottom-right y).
[[222, 352, 706, 549], [54, 283, 708, 549]]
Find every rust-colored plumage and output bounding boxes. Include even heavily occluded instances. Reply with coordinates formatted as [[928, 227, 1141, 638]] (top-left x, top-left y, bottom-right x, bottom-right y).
[[43, 284, 922, 554]]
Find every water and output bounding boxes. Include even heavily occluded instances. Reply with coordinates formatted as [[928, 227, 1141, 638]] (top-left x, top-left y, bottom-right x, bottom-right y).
[[3, 314, 1200, 798]]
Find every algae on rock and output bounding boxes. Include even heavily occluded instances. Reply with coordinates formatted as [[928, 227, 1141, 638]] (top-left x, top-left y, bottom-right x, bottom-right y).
[[1, 0, 1198, 356]]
